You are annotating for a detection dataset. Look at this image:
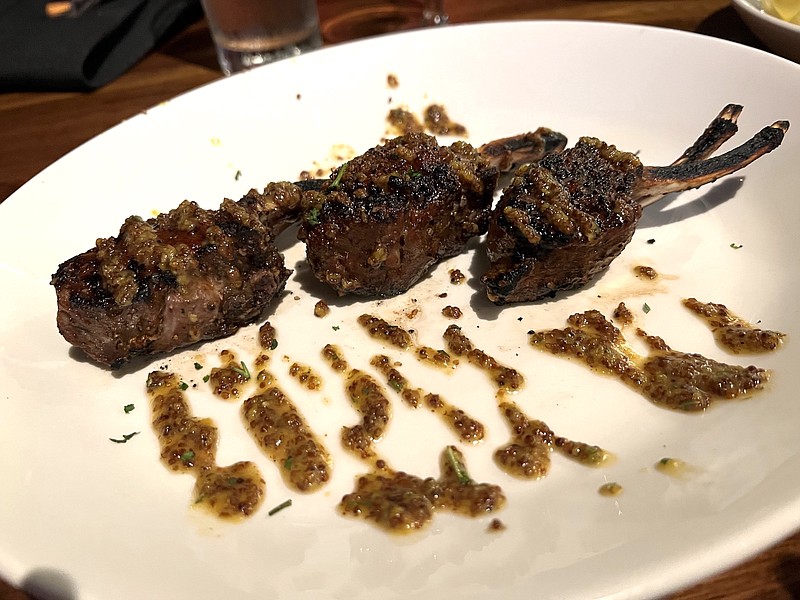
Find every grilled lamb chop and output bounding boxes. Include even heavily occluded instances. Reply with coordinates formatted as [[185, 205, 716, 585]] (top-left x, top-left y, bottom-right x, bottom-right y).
[[52, 128, 566, 367], [298, 128, 567, 297], [482, 106, 788, 304], [51, 183, 301, 368]]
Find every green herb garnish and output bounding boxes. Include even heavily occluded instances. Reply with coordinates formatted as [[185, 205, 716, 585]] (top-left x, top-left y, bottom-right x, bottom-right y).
[[110, 432, 140, 444], [234, 169, 242, 181], [330, 162, 348, 189], [730, 243, 743, 249], [232, 360, 251, 380], [642, 302, 651, 314], [332, 325, 340, 331], [305, 206, 320, 226], [270, 339, 279, 351], [203, 374, 210, 383], [194, 362, 203, 370], [123, 403, 135, 414], [283, 456, 294, 470], [445, 445, 472, 484], [268, 499, 293, 516], [179, 381, 189, 391], [180, 450, 195, 463]]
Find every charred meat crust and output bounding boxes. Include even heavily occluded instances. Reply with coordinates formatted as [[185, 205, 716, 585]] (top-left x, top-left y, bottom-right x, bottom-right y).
[[51, 194, 293, 368], [482, 109, 788, 305], [482, 137, 643, 304], [298, 133, 498, 297]]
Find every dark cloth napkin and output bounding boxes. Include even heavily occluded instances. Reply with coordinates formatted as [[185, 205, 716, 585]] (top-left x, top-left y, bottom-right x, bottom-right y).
[[0, 0, 201, 92]]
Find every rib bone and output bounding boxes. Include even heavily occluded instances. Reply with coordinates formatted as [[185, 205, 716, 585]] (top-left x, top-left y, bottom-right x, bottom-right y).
[[482, 106, 789, 305], [670, 103, 742, 166], [636, 119, 789, 207]]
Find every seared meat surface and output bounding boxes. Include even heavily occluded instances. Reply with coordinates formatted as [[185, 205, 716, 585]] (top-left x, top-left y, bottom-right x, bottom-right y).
[[483, 107, 788, 304], [298, 129, 567, 297], [51, 127, 568, 365], [53, 105, 785, 366], [52, 183, 298, 368], [484, 138, 643, 304], [298, 133, 497, 297]]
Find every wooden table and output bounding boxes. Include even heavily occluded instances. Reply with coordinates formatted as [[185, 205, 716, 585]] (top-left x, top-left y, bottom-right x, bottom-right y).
[[1, 1, 798, 598]]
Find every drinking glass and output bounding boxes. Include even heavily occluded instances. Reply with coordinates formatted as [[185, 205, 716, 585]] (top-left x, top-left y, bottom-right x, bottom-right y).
[[201, 0, 323, 75], [320, 0, 448, 44]]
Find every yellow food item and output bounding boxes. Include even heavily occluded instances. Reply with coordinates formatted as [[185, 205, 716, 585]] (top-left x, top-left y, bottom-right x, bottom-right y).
[[762, 0, 800, 24]]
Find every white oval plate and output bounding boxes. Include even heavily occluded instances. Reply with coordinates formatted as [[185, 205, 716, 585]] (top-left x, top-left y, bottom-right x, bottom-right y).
[[732, 0, 800, 62], [1, 21, 800, 600]]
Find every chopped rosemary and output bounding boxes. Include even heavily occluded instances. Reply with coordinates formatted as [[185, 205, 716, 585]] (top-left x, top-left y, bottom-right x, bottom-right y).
[[445, 445, 472, 485], [110, 432, 140, 444], [330, 162, 348, 189], [268, 499, 293, 516], [232, 360, 251, 380]]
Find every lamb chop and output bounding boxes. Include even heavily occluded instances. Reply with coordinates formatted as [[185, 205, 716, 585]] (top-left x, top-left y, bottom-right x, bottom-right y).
[[52, 129, 566, 367], [51, 183, 302, 368], [481, 106, 788, 304], [298, 128, 567, 297]]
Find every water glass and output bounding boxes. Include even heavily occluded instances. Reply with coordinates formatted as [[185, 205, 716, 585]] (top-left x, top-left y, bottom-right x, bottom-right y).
[[201, 0, 323, 75], [320, 0, 448, 44]]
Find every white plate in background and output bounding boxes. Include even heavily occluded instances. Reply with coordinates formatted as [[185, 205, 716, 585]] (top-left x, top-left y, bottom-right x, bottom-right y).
[[732, 0, 800, 62]]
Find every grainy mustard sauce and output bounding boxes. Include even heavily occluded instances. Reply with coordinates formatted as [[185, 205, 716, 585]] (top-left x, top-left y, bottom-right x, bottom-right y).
[[495, 401, 612, 479], [443, 324, 524, 394], [358, 313, 454, 370], [683, 298, 785, 354], [338, 446, 504, 533], [144, 294, 784, 527], [242, 384, 331, 492], [530, 309, 770, 411], [370, 354, 485, 443], [146, 371, 265, 519]]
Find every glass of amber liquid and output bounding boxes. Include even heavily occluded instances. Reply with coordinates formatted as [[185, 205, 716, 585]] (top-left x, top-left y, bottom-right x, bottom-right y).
[[201, 0, 323, 75], [319, 0, 448, 44]]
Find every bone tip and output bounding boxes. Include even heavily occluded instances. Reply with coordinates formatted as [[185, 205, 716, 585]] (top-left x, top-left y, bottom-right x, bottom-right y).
[[772, 120, 790, 133], [721, 104, 744, 121]]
